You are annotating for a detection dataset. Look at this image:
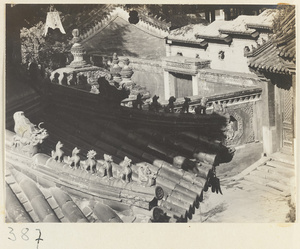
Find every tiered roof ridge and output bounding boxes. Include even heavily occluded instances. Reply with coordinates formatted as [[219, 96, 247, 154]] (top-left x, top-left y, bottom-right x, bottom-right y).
[[78, 6, 170, 42]]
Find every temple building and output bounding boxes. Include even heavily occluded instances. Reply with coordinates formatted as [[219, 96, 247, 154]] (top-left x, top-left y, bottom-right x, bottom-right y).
[[163, 9, 277, 100], [73, 6, 279, 101]]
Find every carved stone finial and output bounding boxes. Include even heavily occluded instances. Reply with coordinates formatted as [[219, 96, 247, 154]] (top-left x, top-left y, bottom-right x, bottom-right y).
[[68, 29, 90, 68], [120, 57, 134, 88], [110, 53, 122, 76], [110, 63, 122, 76], [120, 61, 133, 79], [112, 53, 119, 65], [71, 29, 81, 43], [68, 42, 88, 68]]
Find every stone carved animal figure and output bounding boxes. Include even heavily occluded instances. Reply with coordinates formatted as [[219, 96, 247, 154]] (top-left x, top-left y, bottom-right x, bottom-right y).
[[28, 124, 48, 146], [12, 124, 48, 148], [181, 97, 191, 113], [132, 93, 144, 110], [138, 164, 156, 186], [103, 154, 113, 178], [13, 111, 36, 139], [51, 141, 64, 162], [195, 97, 208, 115], [212, 101, 221, 113], [83, 150, 97, 173], [120, 156, 133, 182], [67, 147, 81, 169], [12, 112, 49, 156], [90, 84, 100, 94], [149, 95, 161, 112], [164, 96, 176, 113]]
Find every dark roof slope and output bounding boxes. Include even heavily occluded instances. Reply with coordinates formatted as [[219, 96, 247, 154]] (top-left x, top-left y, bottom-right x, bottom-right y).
[[247, 7, 295, 74], [5, 165, 124, 223]]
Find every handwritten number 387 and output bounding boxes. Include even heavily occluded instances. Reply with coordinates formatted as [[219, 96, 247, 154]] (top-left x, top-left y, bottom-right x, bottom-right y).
[[8, 227, 43, 247]]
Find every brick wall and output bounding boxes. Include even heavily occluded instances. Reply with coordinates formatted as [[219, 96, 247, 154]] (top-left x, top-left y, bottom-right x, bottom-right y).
[[128, 57, 164, 97], [170, 37, 263, 74]]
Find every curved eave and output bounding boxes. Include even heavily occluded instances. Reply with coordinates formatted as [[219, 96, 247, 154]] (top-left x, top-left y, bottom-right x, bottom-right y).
[[247, 43, 273, 58], [166, 37, 208, 47], [246, 23, 273, 30], [219, 29, 259, 38], [248, 63, 295, 75], [195, 34, 232, 44]]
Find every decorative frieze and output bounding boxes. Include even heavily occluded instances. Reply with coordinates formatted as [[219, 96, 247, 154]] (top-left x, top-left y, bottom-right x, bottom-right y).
[[162, 56, 210, 75]]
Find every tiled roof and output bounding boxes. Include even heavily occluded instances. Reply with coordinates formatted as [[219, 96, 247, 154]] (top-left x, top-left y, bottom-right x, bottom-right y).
[[194, 20, 231, 42], [168, 24, 207, 45], [5, 165, 125, 223], [167, 9, 277, 44], [219, 15, 258, 37], [6, 96, 233, 222], [246, 9, 278, 30], [247, 8, 295, 74]]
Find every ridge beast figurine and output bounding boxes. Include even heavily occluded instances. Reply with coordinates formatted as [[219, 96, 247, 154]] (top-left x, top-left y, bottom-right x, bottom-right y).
[[12, 111, 49, 156]]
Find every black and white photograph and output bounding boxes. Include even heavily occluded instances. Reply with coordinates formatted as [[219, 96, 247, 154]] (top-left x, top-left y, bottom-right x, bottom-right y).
[[4, 3, 296, 226]]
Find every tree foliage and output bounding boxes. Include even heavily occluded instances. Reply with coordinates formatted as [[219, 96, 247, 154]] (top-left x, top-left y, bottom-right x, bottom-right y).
[[20, 20, 68, 72]]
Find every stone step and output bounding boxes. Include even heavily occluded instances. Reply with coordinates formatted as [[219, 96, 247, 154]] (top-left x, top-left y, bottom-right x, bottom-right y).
[[238, 180, 290, 197], [266, 181, 290, 193], [280, 147, 293, 156], [270, 152, 294, 165], [266, 160, 294, 170], [243, 175, 271, 186], [256, 165, 294, 179], [237, 181, 285, 197], [250, 169, 290, 185]]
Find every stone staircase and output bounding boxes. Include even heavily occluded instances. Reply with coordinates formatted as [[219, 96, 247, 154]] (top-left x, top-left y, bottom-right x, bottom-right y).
[[229, 151, 295, 197]]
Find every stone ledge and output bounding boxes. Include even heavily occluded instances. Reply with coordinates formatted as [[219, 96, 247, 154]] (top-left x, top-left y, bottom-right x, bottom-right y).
[[229, 156, 270, 182]]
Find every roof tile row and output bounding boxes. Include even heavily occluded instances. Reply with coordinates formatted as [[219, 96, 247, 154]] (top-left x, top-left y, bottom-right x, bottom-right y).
[[5, 166, 128, 223], [247, 8, 295, 74]]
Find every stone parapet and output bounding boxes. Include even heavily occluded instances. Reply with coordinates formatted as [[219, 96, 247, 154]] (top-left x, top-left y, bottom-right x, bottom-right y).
[[198, 69, 260, 88]]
